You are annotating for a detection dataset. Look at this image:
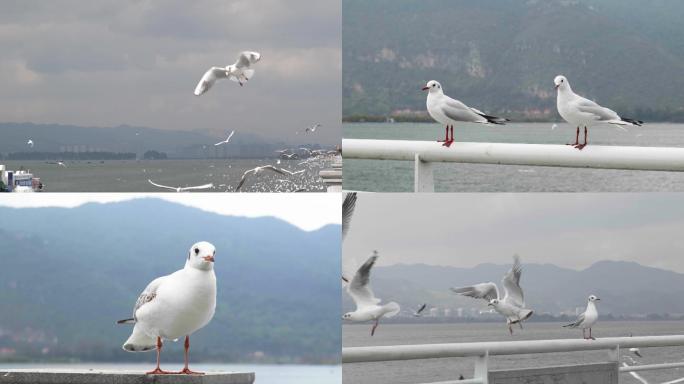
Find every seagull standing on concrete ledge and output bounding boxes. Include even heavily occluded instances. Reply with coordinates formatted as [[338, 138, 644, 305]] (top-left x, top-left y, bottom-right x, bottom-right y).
[[563, 294, 600, 340], [117, 241, 217, 375], [423, 80, 508, 147], [555, 75, 643, 150]]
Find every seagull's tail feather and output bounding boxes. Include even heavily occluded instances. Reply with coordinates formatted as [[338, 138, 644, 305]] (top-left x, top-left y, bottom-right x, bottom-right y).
[[242, 69, 255, 80], [122, 325, 156, 352], [116, 318, 135, 325], [383, 302, 401, 318], [477, 112, 509, 125], [621, 117, 643, 126], [562, 321, 580, 328]]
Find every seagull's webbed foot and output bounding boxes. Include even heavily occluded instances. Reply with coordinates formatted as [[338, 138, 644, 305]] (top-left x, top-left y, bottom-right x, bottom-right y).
[[442, 139, 454, 147], [146, 368, 174, 375], [178, 368, 205, 375], [574, 144, 586, 150]]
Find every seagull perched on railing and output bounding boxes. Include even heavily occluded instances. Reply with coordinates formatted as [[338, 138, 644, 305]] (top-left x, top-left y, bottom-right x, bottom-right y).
[[117, 242, 217, 375], [451, 255, 533, 335], [563, 294, 600, 340], [234, 165, 304, 192], [555, 75, 643, 150], [343, 251, 400, 336], [148, 179, 214, 192], [194, 51, 261, 95], [423, 80, 507, 147], [214, 130, 235, 146]]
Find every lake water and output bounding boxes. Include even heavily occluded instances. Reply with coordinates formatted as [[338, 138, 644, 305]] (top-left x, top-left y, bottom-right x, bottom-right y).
[[0, 363, 340, 384], [344, 321, 684, 383], [2, 158, 336, 192], [343, 122, 684, 192]]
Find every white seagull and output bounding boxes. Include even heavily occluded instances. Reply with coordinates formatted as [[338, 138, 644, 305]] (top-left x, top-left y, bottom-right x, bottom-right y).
[[554, 75, 643, 149], [563, 294, 600, 340], [343, 251, 400, 336], [411, 303, 428, 317], [148, 179, 214, 192], [194, 51, 262, 95], [423, 80, 508, 147], [451, 255, 533, 334], [27, 139, 34, 148], [234, 165, 304, 192], [214, 130, 235, 146], [117, 241, 217, 375], [341, 192, 358, 284], [304, 123, 321, 134]]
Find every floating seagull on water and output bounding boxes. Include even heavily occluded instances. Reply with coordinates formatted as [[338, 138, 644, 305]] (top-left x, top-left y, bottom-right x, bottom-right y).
[[194, 51, 261, 95], [411, 303, 428, 317], [341, 192, 358, 283], [551, 123, 558, 130], [423, 80, 508, 147], [555, 75, 643, 150], [343, 251, 400, 336], [214, 130, 235, 146], [563, 294, 600, 339], [57, 161, 66, 167], [281, 153, 299, 160], [27, 139, 34, 148], [148, 179, 214, 192], [117, 241, 217, 375], [234, 165, 304, 192], [451, 255, 533, 334]]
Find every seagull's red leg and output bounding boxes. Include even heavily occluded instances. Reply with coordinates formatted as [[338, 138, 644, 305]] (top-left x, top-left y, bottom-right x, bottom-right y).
[[508, 323, 513, 335], [567, 126, 579, 146], [438, 126, 448, 143], [443, 125, 454, 147], [582, 329, 586, 339], [146, 337, 173, 374], [178, 336, 204, 375], [370, 319, 379, 336], [589, 328, 594, 340]]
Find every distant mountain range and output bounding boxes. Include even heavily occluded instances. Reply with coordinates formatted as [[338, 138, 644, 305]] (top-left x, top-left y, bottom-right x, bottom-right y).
[[343, 260, 684, 317], [0, 199, 341, 364], [0, 123, 298, 159], [343, 0, 684, 121]]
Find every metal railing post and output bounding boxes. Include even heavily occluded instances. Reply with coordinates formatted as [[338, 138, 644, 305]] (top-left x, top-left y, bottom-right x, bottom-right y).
[[473, 351, 489, 384], [414, 153, 434, 192]]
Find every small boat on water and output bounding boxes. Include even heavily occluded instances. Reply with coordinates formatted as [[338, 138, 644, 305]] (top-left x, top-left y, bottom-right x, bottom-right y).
[[0, 165, 44, 192]]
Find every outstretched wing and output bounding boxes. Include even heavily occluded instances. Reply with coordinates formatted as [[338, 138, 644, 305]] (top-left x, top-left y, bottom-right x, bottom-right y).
[[501, 255, 524, 308], [147, 179, 176, 191], [451, 282, 499, 302], [194, 67, 226, 96], [342, 192, 357, 240], [348, 252, 381, 309], [236, 51, 260, 68], [416, 303, 427, 315], [180, 183, 214, 191]]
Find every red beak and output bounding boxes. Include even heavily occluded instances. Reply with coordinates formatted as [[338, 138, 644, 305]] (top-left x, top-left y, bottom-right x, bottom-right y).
[[203, 255, 215, 263], [422, 86, 429, 91]]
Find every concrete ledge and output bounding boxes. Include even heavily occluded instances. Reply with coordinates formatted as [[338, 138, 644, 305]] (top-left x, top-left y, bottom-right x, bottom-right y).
[[0, 369, 255, 384], [489, 362, 618, 384]]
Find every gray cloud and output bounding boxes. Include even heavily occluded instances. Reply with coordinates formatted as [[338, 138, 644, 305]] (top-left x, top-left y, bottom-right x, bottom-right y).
[[344, 194, 684, 273], [0, 0, 340, 144]]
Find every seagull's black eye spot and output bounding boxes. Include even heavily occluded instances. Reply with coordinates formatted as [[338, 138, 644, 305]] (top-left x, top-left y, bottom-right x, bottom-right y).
[[194, 248, 200, 255]]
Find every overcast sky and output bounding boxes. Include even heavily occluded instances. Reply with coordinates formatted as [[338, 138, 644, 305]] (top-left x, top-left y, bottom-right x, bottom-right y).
[[0, 193, 340, 231], [0, 0, 340, 144], [344, 193, 684, 273]]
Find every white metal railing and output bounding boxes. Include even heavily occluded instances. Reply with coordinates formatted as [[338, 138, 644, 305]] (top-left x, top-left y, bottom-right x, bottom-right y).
[[342, 139, 684, 192], [342, 335, 684, 384]]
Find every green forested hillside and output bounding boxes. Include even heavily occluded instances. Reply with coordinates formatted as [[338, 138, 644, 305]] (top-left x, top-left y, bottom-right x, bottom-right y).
[[343, 0, 684, 121]]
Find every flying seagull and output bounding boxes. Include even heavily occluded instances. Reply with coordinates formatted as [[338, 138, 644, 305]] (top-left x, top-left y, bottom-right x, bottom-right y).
[[148, 179, 214, 192], [234, 165, 304, 192], [451, 255, 533, 334], [305, 123, 321, 133], [343, 251, 400, 336], [563, 294, 600, 340], [194, 51, 262, 95], [411, 303, 428, 317], [117, 241, 217, 375], [423, 80, 507, 147], [214, 130, 235, 146], [27, 139, 34, 148], [555, 75, 642, 149]]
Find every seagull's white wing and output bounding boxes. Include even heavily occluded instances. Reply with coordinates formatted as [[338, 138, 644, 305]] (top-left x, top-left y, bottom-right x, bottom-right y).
[[440, 97, 488, 123], [131, 275, 169, 321], [179, 183, 214, 191], [234, 169, 255, 192], [501, 255, 524, 308], [563, 312, 586, 328], [348, 253, 381, 309], [194, 67, 227, 96], [573, 96, 621, 122], [236, 51, 261, 68], [148, 179, 177, 191], [226, 130, 235, 142], [342, 192, 357, 240], [451, 282, 499, 302]]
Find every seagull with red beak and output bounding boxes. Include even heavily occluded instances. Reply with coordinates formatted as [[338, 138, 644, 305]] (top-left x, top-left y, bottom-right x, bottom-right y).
[[117, 241, 217, 375], [423, 80, 508, 147]]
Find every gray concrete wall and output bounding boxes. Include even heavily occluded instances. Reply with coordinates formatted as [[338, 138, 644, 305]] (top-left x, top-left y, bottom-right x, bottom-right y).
[[488, 362, 618, 384], [0, 369, 255, 384]]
